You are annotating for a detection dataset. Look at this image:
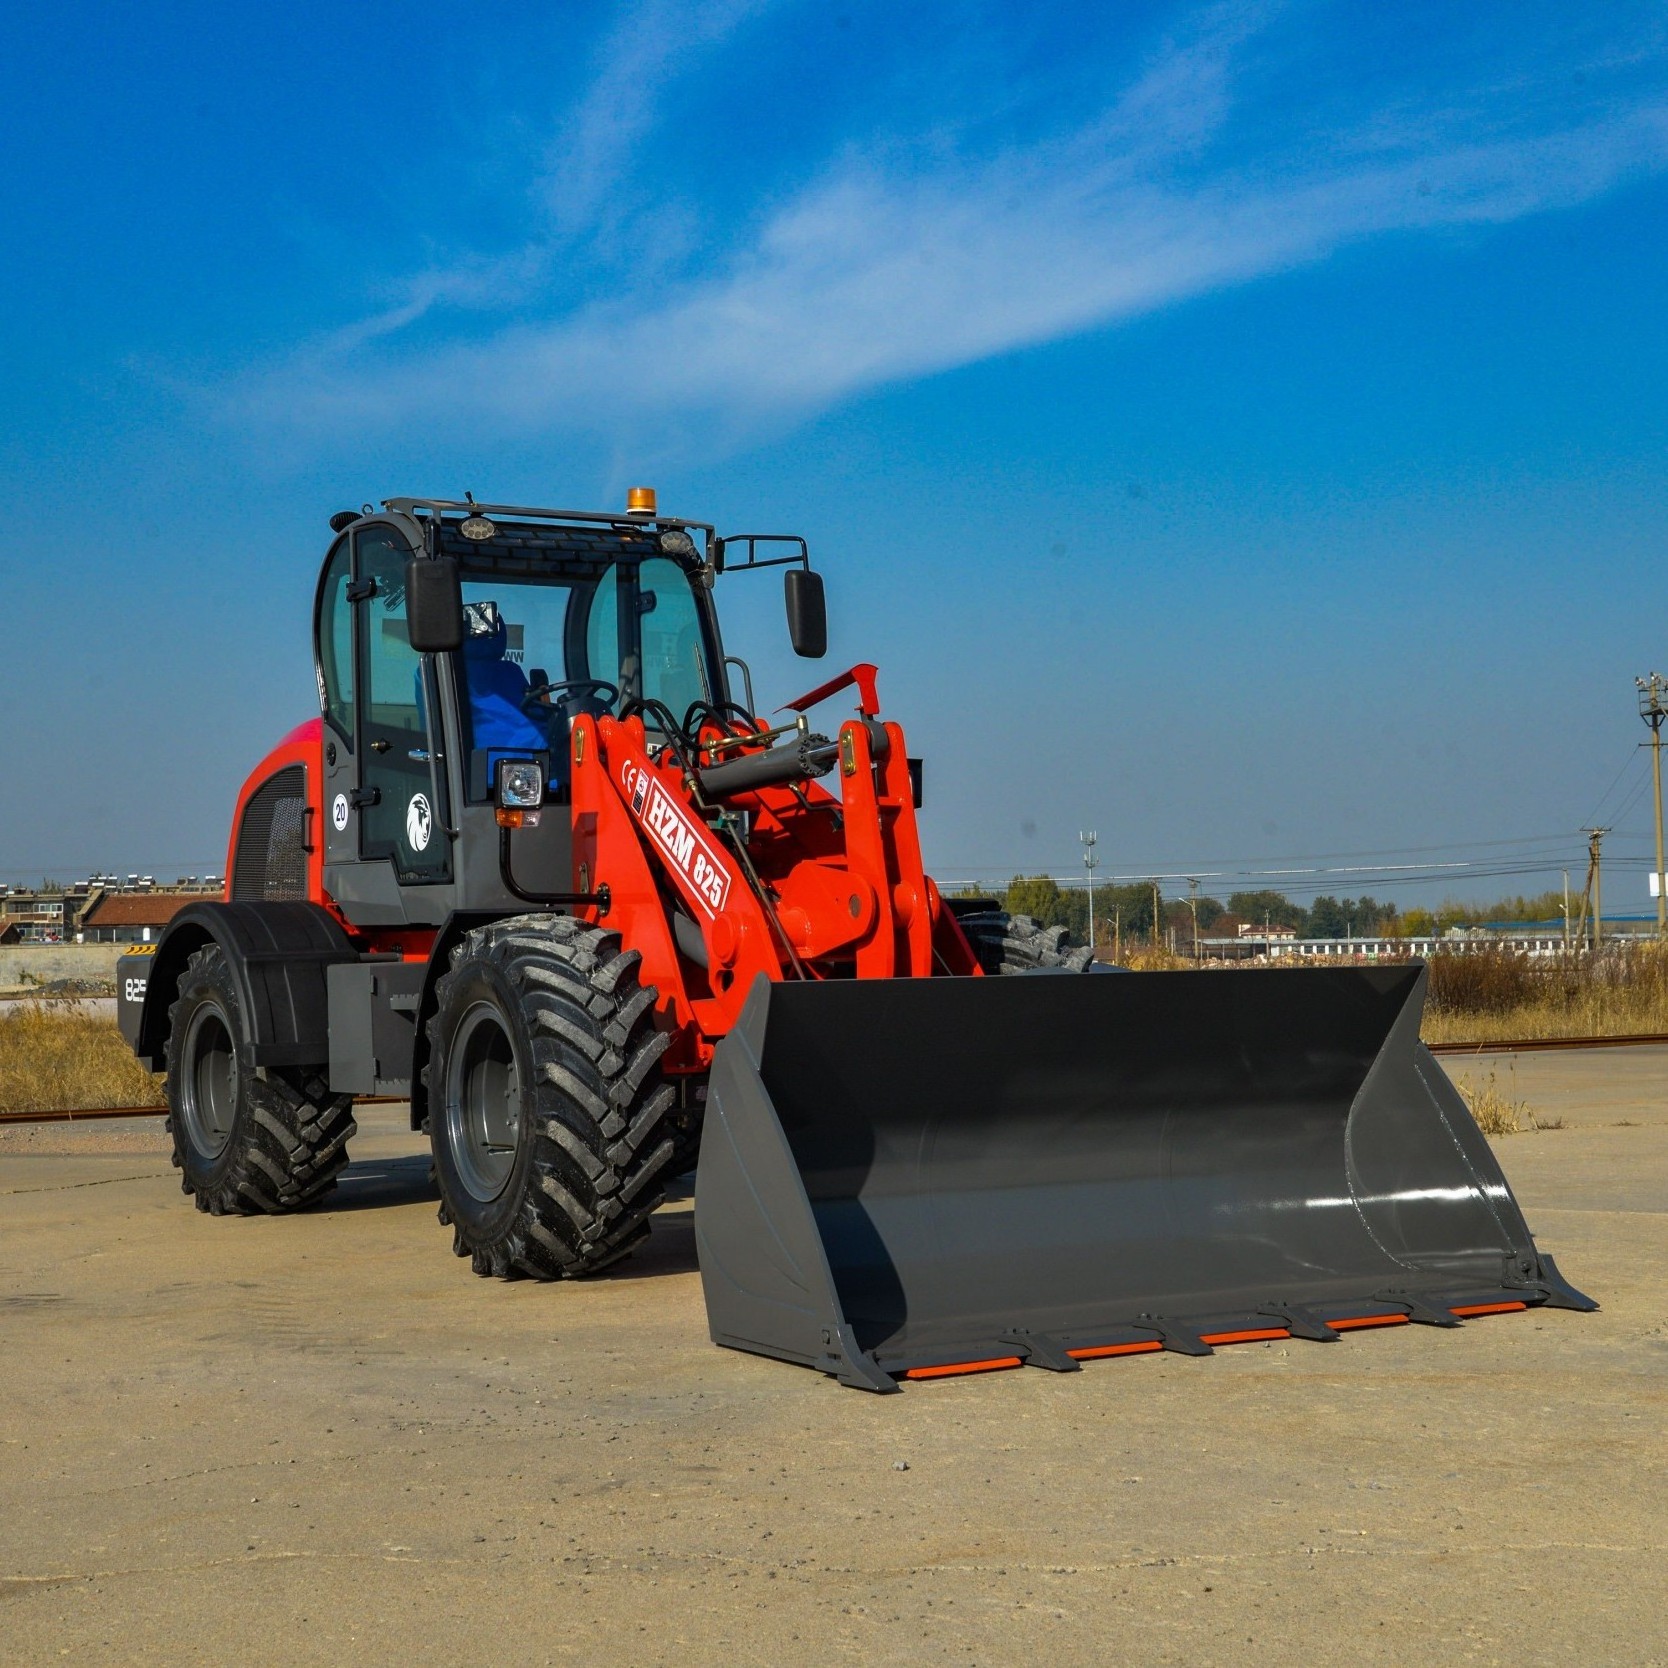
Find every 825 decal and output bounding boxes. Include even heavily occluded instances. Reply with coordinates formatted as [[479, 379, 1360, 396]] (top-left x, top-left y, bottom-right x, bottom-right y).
[[621, 761, 733, 917]]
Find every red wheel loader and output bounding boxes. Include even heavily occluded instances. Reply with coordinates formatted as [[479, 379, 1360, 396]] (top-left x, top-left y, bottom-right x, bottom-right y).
[[119, 492, 1591, 1391]]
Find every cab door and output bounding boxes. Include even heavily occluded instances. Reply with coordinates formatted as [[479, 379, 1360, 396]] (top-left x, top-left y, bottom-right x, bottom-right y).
[[354, 525, 450, 883]]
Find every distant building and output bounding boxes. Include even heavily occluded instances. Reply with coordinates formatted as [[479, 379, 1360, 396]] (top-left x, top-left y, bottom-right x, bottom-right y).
[[76, 891, 201, 945], [1196, 932, 1578, 963], [1237, 921, 1296, 940], [0, 887, 69, 942], [1203, 913, 1298, 945], [0, 875, 222, 942]]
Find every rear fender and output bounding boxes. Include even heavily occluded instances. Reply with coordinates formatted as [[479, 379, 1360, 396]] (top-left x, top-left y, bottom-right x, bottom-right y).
[[129, 901, 358, 1072]]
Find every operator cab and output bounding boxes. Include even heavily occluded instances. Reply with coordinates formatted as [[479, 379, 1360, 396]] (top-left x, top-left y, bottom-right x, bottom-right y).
[[310, 497, 742, 920], [451, 545, 716, 801]]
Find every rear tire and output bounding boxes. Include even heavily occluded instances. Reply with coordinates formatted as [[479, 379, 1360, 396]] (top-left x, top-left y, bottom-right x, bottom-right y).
[[425, 914, 680, 1279], [162, 944, 357, 1214], [954, 911, 1096, 975]]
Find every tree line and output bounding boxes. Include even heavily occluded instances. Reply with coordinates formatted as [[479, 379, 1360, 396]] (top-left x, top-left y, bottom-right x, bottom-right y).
[[965, 879, 1571, 949]]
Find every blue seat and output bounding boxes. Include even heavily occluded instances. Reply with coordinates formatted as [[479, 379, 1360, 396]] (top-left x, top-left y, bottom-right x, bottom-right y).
[[462, 616, 548, 755]]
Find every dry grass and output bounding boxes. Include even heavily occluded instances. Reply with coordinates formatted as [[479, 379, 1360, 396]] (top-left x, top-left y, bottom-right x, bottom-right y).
[[1101, 944, 1193, 971], [1419, 944, 1668, 1044], [1135, 942, 1668, 1044], [1454, 1068, 1531, 1136], [0, 1002, 162, 1114], [3, 942, 1660, 1110]]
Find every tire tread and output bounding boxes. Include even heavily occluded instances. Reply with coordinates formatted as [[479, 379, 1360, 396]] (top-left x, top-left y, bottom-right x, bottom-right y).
[[162, 944, 357, 1217], [427, 913, 678, 1280]]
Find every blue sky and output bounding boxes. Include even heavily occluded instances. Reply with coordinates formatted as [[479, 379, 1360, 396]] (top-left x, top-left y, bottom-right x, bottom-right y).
[[4, 1, 1668, 910]]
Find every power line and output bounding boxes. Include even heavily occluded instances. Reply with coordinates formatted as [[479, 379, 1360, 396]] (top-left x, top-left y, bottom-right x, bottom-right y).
[[1585, 744, 1646, 827], [938, 830, 1596, 877], [1610, 771, 1654, 834], [944, 852, 1588, 884], [935, 857, 1590, 898]]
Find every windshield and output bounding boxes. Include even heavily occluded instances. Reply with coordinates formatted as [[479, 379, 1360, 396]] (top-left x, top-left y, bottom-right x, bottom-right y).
[[454, 554, 719, 794], [623, 556, 714, 719]]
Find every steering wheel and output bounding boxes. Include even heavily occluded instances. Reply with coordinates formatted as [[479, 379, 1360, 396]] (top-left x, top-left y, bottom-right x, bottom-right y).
[[524, 677, 618, 710]]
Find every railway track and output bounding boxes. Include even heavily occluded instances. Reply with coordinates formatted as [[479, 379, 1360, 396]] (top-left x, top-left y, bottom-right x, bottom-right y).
[[0, 1104, 168, 1125], [4, 1035, 1666, 1126], [0, 1096, 404, 1127], [1425, 1032, 1668, 1056]]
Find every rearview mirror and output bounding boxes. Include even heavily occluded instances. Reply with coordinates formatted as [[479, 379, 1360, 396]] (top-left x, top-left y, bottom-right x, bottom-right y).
[[784, 568, 827, 659], [406, 555, 463, 652]]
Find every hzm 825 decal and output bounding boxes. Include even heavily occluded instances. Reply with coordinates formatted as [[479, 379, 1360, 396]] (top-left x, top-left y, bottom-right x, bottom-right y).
[[620, 760, 732, 916]]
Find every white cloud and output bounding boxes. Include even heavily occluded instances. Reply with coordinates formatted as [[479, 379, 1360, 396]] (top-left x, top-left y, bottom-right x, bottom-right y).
[[539, 0, 775, 236], [223, 7, 1668, 451]]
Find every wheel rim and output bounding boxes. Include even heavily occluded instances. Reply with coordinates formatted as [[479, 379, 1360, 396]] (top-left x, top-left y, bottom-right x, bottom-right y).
[[180, 1003, 238, 1161], [443, 1001, 522, 1203]]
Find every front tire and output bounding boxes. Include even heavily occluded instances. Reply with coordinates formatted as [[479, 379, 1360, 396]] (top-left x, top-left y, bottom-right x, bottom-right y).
[[425, 915, 680, 1279], [162, 944, 356, 1214]]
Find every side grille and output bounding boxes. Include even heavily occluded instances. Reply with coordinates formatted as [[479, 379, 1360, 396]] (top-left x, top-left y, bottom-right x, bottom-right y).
[[231, 766, 308, 902]]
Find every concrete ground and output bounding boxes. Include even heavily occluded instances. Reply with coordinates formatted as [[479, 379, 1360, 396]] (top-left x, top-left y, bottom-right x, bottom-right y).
[[1, 1050, 1663, 1666]]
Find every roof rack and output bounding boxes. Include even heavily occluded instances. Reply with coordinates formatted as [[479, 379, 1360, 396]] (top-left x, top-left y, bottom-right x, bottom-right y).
[[383, 498, 716, 540]]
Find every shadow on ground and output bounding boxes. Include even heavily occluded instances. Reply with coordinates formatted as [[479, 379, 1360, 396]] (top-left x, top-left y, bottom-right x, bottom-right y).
[[327, 1152, 437, 1211], [323, 1149, 701, 1278]]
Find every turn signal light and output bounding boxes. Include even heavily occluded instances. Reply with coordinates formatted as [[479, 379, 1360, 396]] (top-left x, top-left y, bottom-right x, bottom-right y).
[[626, 485, 657, 517]]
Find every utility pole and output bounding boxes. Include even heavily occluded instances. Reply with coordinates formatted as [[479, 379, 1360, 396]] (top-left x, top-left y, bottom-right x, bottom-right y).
[[1638, 675, 1668, 937], [1080, 831, 1099, 953], [1579, 828, 1610, 951], [1187, 877, 1201, 961], [1597, 831, 1605, 951], [1562, 869, 1571, 953], [1152, 880, 1162, 950]]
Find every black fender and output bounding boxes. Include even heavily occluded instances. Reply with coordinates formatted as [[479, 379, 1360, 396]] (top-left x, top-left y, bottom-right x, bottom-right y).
[[129, 901, 359, 1072]]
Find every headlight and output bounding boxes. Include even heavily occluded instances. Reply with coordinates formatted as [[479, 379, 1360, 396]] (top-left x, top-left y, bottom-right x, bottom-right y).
[[496, 758, 544, 808]]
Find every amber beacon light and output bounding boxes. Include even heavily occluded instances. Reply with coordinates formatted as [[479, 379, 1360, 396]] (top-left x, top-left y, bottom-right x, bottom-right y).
[[626, 486, 657, 517]]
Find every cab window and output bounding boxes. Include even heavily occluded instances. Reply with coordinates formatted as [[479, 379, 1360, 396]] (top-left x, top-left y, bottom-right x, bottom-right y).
[[361, 534, 420, 726], [637, 556, 712, 718], [355, 527, 447, 878], [315, 538, 354, 746], [580, 558, 711, 719]]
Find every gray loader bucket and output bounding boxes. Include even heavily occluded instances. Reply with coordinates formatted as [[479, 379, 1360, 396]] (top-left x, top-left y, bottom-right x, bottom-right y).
[[694, 965, 1592, 1391]]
